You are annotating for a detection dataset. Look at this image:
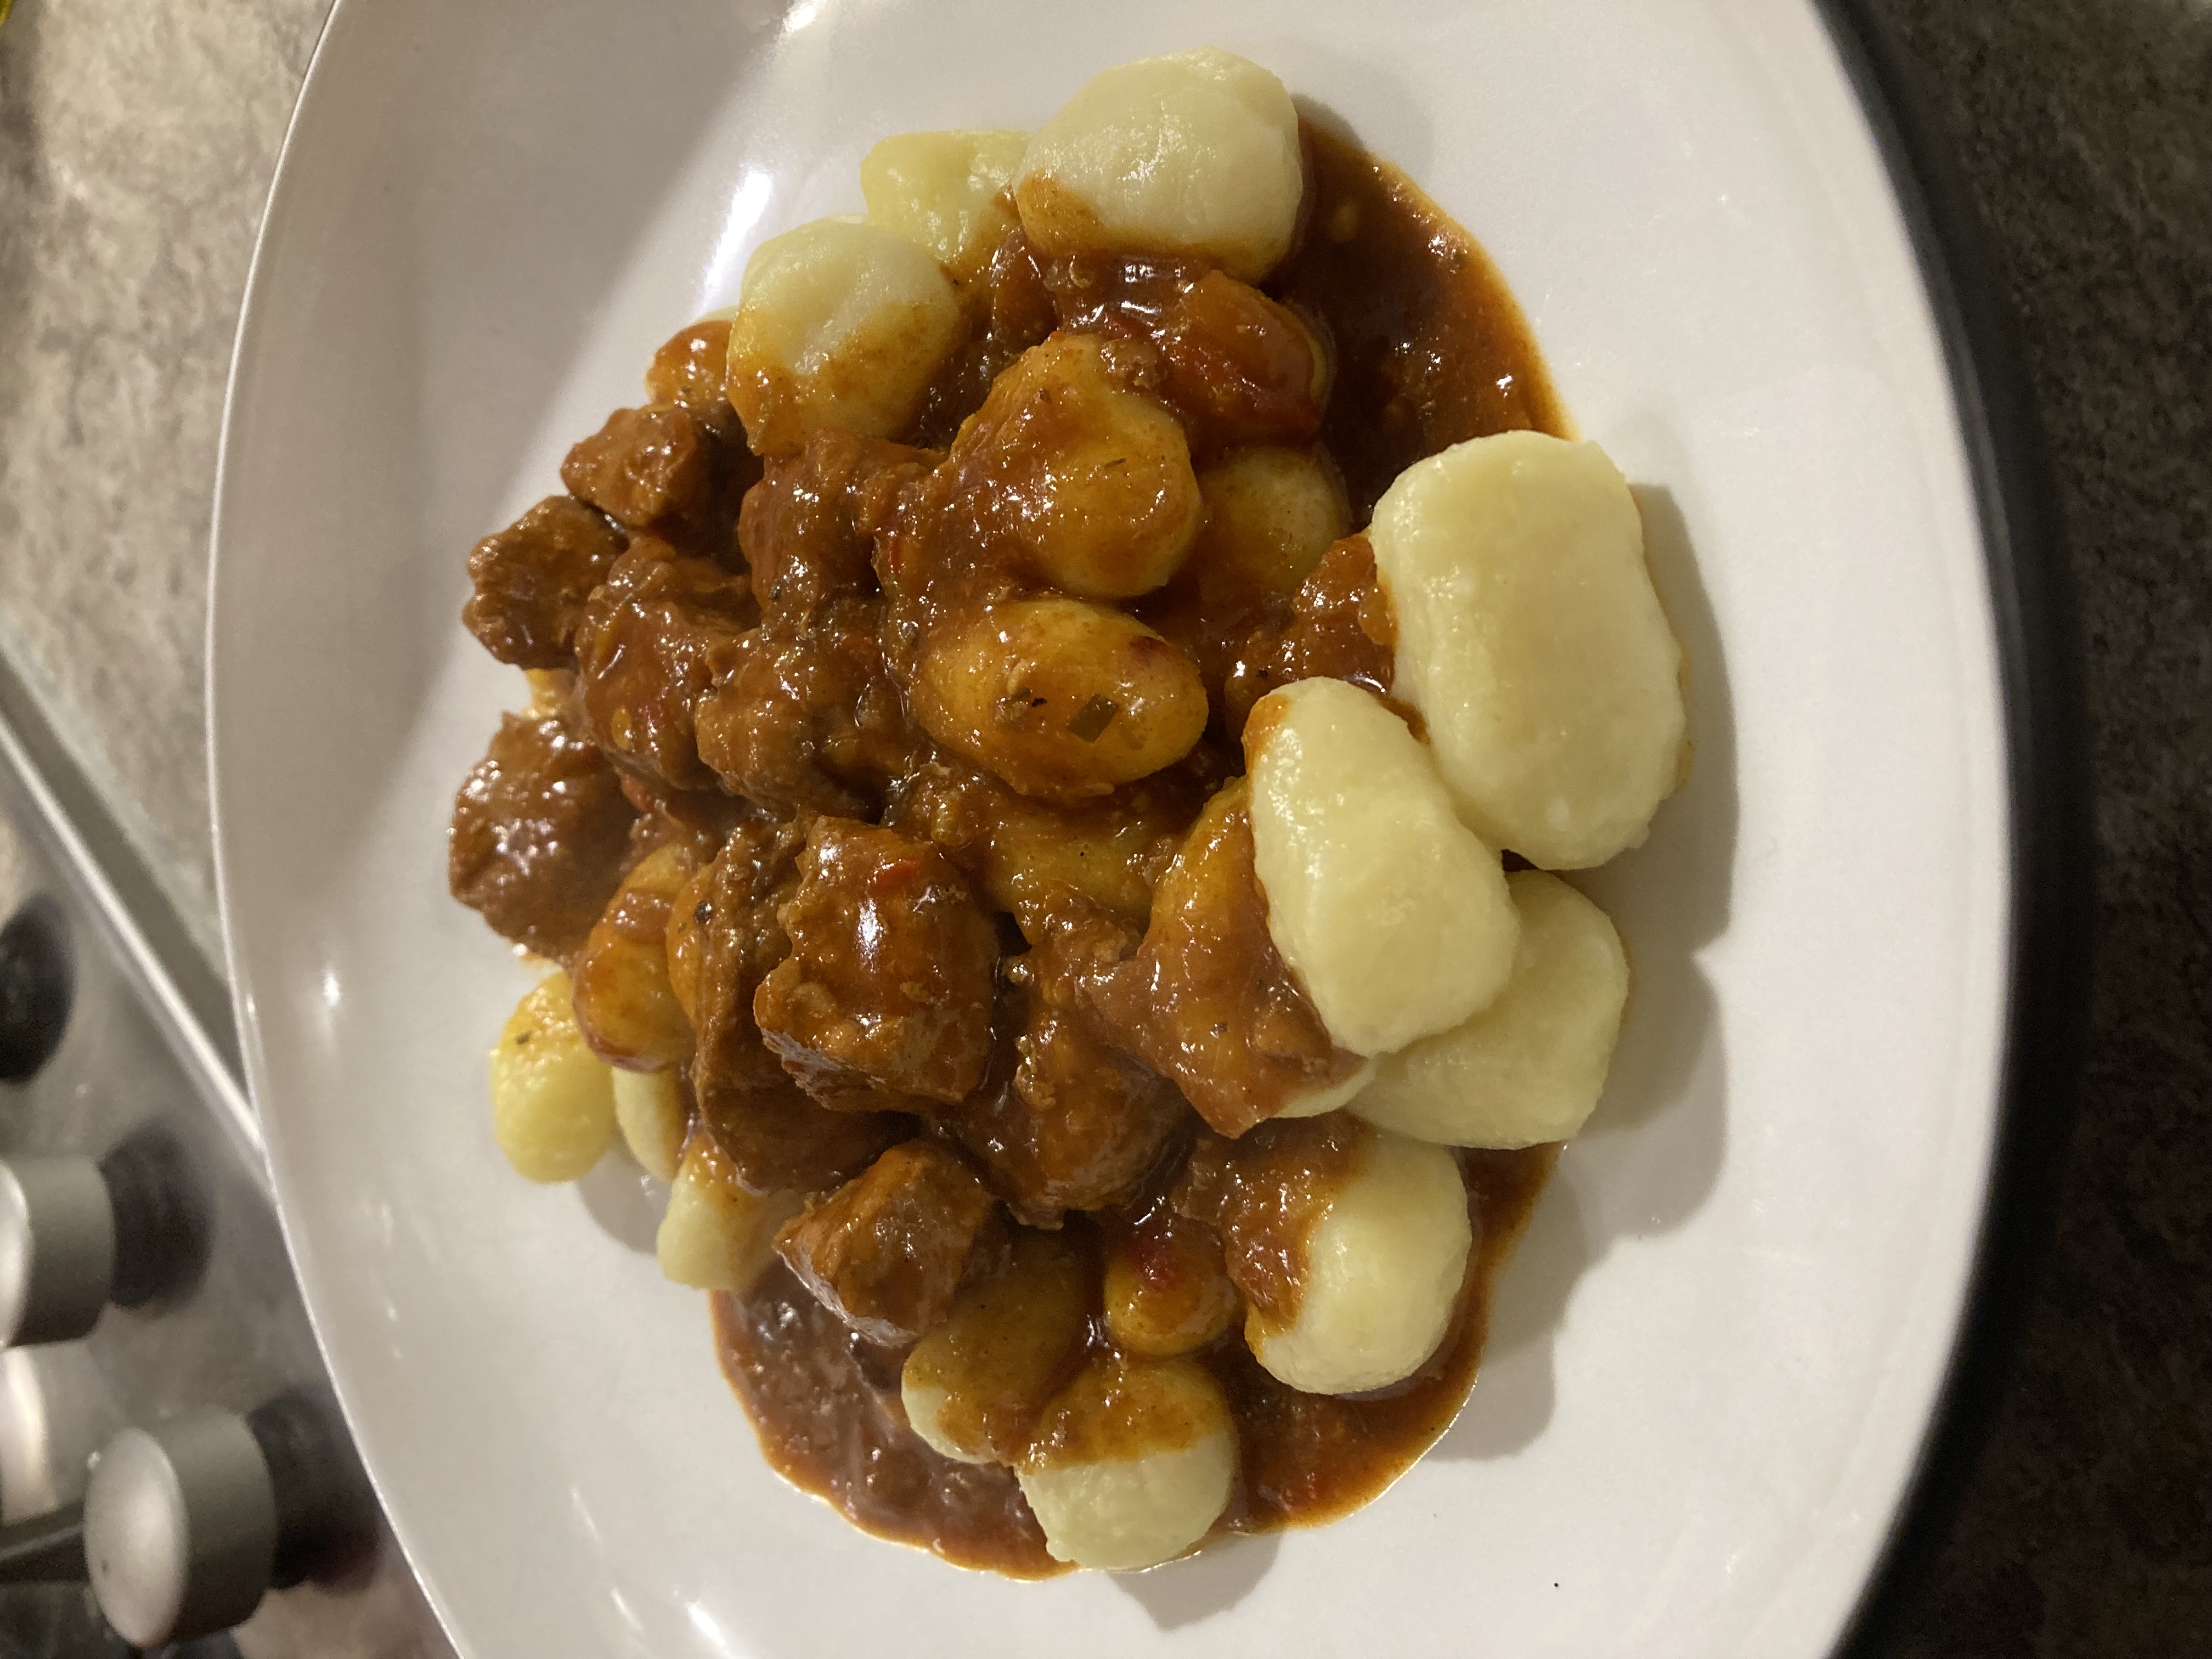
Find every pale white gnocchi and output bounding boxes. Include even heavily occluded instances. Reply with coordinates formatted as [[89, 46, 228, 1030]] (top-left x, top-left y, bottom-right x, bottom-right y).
[[1370, 431, 1687, 869], [611, 1067, 687, 1183], [487, 970, 617, 1183], [1246, 1127, 1471, 1396], [1353, 872, 1631, 1148], [1015, 1356, 1238, 1571], [654, 1133, 802, 1292], [1012, 48, 1304, 283], [725, 217, 962, 456], [862, 128, 1029, 279], [1271, 1057, 1377, 1120], [1245, 676, 1519, 1056]]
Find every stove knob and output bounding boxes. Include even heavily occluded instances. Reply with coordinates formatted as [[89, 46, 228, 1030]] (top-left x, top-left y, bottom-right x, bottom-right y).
[[0, 1133, 208, 1346], [0, 899, 71, 1085], [82, 1387, 375, 1648]]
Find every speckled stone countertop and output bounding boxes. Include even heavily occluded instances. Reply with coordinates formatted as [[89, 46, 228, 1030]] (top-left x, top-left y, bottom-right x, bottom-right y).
[[0, 1, 2205, 1652]]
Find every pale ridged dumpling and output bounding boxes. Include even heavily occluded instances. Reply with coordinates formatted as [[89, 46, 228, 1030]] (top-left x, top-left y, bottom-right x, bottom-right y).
[[1244, 676, 1518, 1056], [611, 1068, 687, 1182], [655, 1133, 802, 1291], [1370, 431, 1686, 869], [1016, 1356, 1237, 1570], [488, 971, 617, 1183], [1271, 1057, 1376, 1120], [861, 129, 1029, 278], [724, 218, 962, 456], [1352, 872, 1630, 1148], [1012, 48, 1304, 283], [1246, 1128, 1470, 1396]]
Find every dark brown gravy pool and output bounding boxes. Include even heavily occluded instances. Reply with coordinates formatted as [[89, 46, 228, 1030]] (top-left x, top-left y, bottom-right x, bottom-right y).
[[708, 123, 1570, 1577]]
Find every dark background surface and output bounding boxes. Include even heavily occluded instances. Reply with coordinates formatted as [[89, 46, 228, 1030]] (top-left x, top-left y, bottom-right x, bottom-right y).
[[1865, 3, 2211, 1655]]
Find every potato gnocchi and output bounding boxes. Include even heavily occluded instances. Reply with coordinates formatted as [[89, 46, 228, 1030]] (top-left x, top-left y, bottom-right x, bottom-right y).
[[451, 44, 1681, 1582], [1372, 431, 1686, 869], [1352, 872, 1632, 1149]]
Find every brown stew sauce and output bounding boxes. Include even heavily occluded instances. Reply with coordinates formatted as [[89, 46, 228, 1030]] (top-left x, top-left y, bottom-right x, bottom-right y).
[[715, 1145, 1554, 1575], [709, 125, 1567, 1575]]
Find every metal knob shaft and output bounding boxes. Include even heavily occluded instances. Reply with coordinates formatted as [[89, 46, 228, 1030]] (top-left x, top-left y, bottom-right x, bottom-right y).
[[83, 1387, 375, 1647], [0, 1133, 207, 1346]]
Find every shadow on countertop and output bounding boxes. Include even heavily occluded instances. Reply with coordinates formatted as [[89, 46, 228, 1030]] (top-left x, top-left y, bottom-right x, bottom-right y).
[[1861, 2, 2212, 1655]]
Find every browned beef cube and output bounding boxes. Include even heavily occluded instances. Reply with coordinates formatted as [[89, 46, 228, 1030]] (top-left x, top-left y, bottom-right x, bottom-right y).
[[696, 1074, 913, 1199], [947, 928, 1189, 1226], [644, 320, 743, 445], [775, 1142, 998, 1343], [738, 428, 930, 626], [461, 496, 625, 668], [679, 823, 912, 1194], [562, 403, 714, 529], [449, 707, 636, 961], [574, 538, 757, 792], [754, 821, 999, 1110], [694, 605, 917, 818]]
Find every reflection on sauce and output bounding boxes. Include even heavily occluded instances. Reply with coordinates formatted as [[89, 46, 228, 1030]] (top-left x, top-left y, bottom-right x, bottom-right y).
[[710, 124, 1570, 1575], [714, 1147, 1554, 1571]]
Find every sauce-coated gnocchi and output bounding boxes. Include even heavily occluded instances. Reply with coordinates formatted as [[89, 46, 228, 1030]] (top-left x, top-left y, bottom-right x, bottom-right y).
[[1245, 1127, 1471, 1396], [1013, 48, 1304, 283], [1015, 1356, 1238, 1571], [725, 218, 962, 456]]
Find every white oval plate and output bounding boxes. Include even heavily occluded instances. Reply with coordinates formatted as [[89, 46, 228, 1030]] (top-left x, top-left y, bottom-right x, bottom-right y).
[[211, 2, 2027, 1655]]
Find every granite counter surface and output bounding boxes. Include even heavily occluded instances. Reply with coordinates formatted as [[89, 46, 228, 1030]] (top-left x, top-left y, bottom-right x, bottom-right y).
[[1, 2, 2206, 1652]]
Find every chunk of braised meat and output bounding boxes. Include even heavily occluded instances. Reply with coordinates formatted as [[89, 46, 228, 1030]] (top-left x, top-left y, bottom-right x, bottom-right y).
[[946, 917, 1190, 1227], [1222, 534, 1396, 740], [739, 427, 932, 627], [1170, 1114, 1371, 1322], [645, 319, 744, 445], [449, 706, 636, 961], [561, 403, 716, 530], [671, 820, 804, 1096], [573, 537, 757, 792], [1047, 255, 1326, 453], [695, 1072, 913, 1199], [618, 772, 759, 868], [885, 755, 1197, 939], [1089, 780, 1365, 1137], [774, 1141, 1001, 1344], [676, 822, 915, 1193], [694, 605, 918, 817], [754, 820, 1000, 1111], [460, 496, 626, 668]]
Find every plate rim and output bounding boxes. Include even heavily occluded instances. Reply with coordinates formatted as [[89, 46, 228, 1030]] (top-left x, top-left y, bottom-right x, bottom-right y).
[[1812, 3, 2092, 1654], [201, 4, 2096, 1654]]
